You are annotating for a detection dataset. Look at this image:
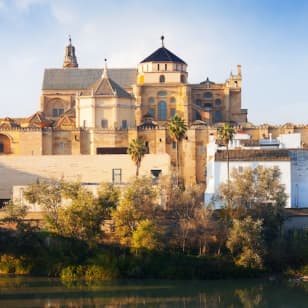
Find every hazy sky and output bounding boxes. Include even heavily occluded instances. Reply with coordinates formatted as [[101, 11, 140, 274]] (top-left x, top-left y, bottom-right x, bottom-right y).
[[1, 0, 308, 125]]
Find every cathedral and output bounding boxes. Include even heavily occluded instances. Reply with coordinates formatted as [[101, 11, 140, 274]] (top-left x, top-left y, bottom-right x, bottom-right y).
[[42, 36, 247, 130], [0, 36, 248, 188]]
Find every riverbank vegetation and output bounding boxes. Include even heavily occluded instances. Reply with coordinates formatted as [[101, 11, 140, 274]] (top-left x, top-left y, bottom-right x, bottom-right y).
[[0, 166, 307, 280]]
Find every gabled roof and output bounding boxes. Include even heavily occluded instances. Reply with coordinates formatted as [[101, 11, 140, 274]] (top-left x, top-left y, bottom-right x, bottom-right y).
[[140, 47, 186, 64], [55, 113, 76, 129], [42, 68, 137, 90], [89, 76, 132, 98], [21, 112, 53, 128]]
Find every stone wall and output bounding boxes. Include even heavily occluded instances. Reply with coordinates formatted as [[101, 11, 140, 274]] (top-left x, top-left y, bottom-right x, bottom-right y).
[[0, 154, 170, 199]]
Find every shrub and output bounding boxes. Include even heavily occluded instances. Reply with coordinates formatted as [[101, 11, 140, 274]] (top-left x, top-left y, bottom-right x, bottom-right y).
[[60, 264, 118, 282], [0, 254, 31, 275], [60, 265, 85, 281], [85, 265, 118, 281]]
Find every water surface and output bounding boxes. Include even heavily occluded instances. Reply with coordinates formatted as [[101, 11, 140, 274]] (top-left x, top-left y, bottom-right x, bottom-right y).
[[0, 277, 307, 307]]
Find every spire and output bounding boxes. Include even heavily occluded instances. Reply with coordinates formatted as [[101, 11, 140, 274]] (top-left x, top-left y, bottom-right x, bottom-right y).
[[161, 35, 165, 47], [63, 35, 78, 68], [102, 58, 109, 79]]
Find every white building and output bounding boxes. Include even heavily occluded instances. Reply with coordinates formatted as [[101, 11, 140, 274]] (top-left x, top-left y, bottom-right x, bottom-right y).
[[205, 133, 308, 209]]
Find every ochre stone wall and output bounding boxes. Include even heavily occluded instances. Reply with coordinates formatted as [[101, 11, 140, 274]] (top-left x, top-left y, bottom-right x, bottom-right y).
[[2, 125, 308, 188]]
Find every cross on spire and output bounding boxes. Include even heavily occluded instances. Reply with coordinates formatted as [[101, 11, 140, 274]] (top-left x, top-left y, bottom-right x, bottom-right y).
[[102, 58, 109, 78], [161, 35, 165, 47]]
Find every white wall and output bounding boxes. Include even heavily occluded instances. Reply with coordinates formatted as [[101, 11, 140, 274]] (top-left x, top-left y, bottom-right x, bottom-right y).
[[290, 150, 308, 207], [278, 133, 301, 149], [205, 160, 292, 208]]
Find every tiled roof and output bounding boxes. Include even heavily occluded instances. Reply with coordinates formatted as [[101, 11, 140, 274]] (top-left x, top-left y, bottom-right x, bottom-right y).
[[22, 112, 53, 128], [42, 68, 137, 90], [215, 149, 291, 161], [140, 47, 186, 64], [90, 76, 132, 98]]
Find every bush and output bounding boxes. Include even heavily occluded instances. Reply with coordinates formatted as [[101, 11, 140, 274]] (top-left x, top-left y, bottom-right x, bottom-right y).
[[0, 254, 32, 275], [85, 265, 118, 281], [60, 265, 85, 281], [60, 264, 118, 282]]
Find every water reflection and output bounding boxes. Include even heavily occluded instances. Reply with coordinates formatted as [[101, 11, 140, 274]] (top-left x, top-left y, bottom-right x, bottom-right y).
[[0, 277, 307, 307]]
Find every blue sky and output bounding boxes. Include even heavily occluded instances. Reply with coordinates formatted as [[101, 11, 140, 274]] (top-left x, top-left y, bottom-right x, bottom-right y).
[[1, 0, 308, 124]]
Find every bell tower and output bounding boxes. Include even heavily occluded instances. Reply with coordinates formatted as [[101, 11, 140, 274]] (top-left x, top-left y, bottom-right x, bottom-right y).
[[63, 35, 78, 68]]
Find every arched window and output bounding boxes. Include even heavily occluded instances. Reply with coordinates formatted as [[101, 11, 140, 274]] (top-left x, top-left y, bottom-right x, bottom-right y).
[[52, 108, 64, 117], [159, 75, 165, 83], [204, 103, 212, 109], [170, 97, 176, 103], [157, 91, 167, 97], [204, 92, 213, 99], [180, 74, 186, 83], [158, 101, 167, 120], [215, 99, 222, 106]]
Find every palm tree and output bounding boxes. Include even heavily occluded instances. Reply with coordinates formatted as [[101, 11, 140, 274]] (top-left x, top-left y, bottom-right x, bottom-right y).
[[127, 138, 147, 177], [167, 115, 187, 185], [217, 123, 235, 185]]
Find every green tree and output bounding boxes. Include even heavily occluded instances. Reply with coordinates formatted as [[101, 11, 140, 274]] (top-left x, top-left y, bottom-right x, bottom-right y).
[[23, 180, 68, 232], [226, 216, 264, 269], [111, 177, 160, 246], [217, 166, 287, 249], [57, 187, 105, 243], [217, 123, 235, 184], [191, 206, 215, 256], [127, 138, 147, 177], [167, 115, 187, 185], [166, 183, 207, 253], [132, 219, 161, 254], [23, 180, 108, 242], [97, 182, 120, 218]]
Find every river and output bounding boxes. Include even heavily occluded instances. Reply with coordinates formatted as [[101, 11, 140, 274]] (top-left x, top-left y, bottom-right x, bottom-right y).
[[0, 277, 307, 307]]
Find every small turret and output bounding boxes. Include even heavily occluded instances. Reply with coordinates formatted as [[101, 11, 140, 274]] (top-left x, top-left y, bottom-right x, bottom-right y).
[[237, 64, 242, 76], [63, 35, 78, 68]]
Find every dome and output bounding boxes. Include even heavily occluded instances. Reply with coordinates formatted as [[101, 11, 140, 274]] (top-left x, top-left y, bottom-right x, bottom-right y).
[[140, 36, 186, 64]]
